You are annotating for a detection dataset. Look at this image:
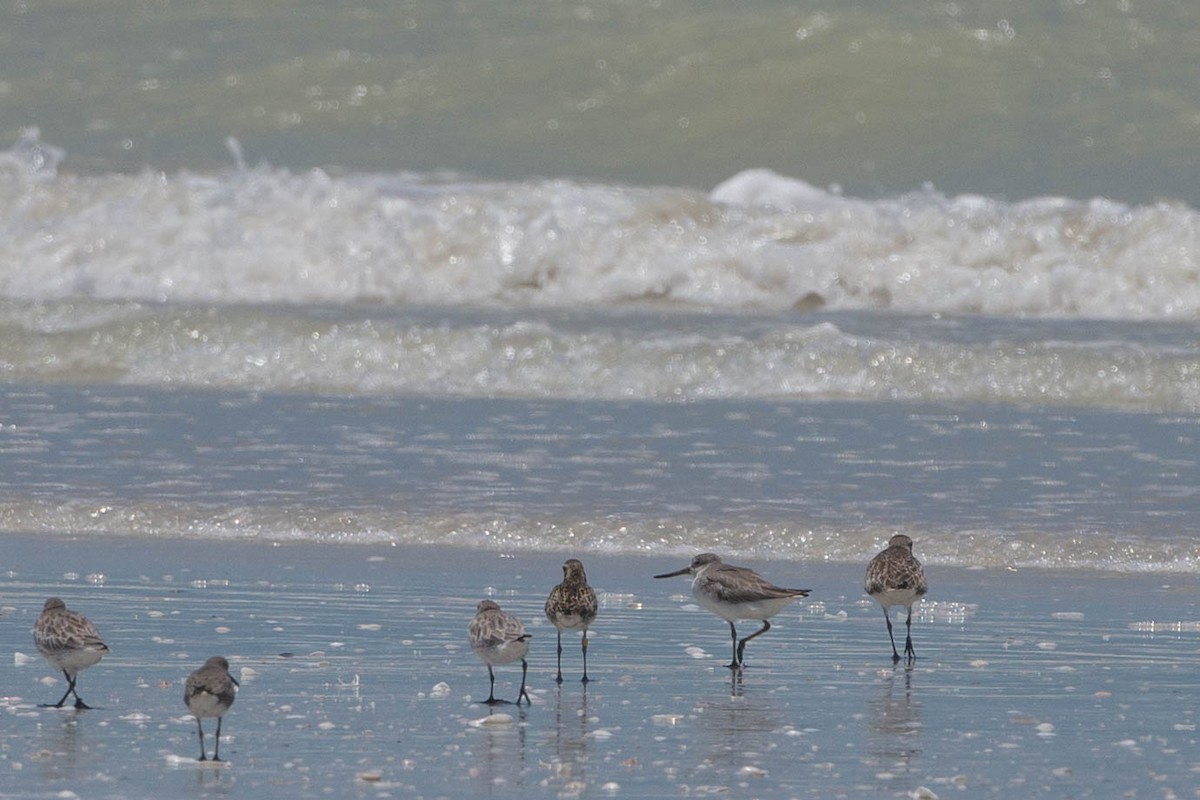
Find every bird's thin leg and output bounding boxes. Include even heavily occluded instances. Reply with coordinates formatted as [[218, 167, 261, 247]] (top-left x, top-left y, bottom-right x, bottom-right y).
[[64, 672, 92, 710], [485, 664, 499, 704], [884, 609, 901, 664], [726, 621, 741, 669], [41, 673, 89, 710], [213, 716, 224, 762], [555, 631, 564, 684], [45, 673, 74, 709], [580, 626, 590, 684], [736, 620, 772, 666], [903, 605, 917, 662], [195, 719, 208, 761], [517, 658, 531, 705]]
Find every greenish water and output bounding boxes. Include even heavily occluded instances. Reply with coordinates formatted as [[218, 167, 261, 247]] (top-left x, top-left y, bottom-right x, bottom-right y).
[[3, 0, 1199, 203]]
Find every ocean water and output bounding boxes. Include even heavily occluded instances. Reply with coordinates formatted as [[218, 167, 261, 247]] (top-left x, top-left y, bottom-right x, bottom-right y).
[[2, 0, 1200, 576], [5, 8, 1200, 798]]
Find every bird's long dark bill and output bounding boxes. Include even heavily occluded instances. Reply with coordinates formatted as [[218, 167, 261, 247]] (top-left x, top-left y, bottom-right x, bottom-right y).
[[653, 567, 692, 579]]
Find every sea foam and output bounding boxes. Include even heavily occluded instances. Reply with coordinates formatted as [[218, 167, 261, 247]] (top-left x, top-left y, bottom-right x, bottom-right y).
[[3, 134, 1199, 319]]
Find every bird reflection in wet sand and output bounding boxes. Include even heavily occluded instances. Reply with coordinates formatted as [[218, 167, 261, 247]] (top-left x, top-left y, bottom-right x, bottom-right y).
[[34, 716, 83, 781], [469, 600, 532, 705], [544, 558, 598, 684], [867, 667, 922, 771], [654, 553, 810, 669], [691, 690, 782, 775], [865, 534, 928, 664], [470, 706, 529, 788], [729, 667, 744, 697], [548, 680, 591, 782]]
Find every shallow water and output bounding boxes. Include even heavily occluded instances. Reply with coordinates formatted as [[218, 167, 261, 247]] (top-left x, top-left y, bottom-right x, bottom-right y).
[[3, 538, 1200, 799], [2, 384, 1199, 572]]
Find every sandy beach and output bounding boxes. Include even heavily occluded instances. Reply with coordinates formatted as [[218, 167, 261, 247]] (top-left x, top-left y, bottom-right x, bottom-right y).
[[1, 534, 1198, 799]]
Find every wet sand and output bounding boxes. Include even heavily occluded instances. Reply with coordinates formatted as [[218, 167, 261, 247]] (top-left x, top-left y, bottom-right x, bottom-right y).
[[3, 534, 1200, 799]]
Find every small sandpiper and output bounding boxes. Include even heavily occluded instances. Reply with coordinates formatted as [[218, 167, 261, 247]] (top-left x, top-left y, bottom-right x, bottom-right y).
[[184, 655, 240, 761], [32, 597, 110, 710], [655, 553, 810, 669], [865, 534, 928, 664], [469, 600, 532, 705], [544, 558, 599, 684]]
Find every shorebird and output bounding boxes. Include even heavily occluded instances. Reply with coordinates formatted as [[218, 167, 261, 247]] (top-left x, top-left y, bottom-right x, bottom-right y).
[[184, 656, 240, 761], [865, 534, 928, 663], [469, 600, 531, 704], [544, 558, 599, 684], [32, 598, 110, 710], [654, 553, 810, 669]]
